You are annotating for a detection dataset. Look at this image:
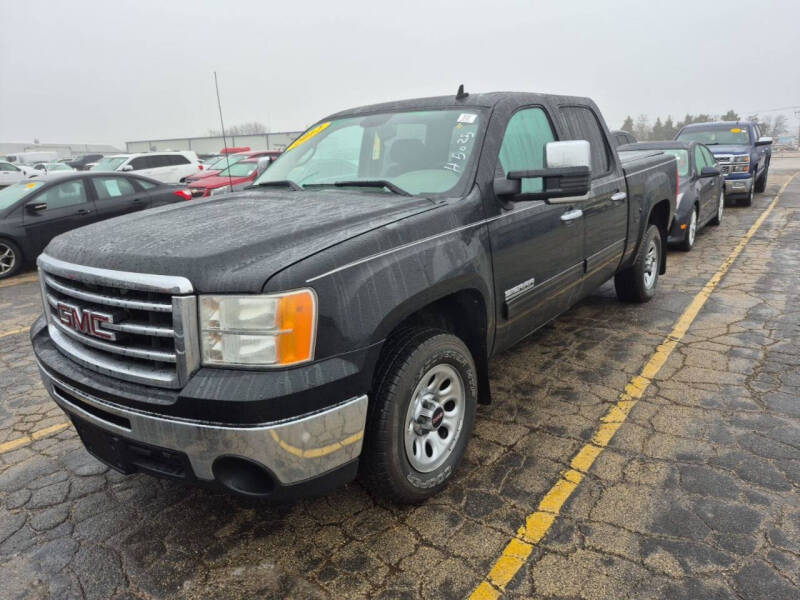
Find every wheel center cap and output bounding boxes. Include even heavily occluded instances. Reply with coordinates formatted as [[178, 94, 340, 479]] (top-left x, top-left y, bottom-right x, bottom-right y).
[[431, 407, 444, 428]]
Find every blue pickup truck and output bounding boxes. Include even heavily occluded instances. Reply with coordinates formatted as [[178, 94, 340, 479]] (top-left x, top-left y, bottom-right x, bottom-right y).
[[675, 121, 772, 206]]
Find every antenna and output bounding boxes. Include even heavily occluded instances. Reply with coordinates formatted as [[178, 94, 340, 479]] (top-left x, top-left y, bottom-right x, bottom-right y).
[[214, 71, 234, 193], [456, 84, 469, 100]]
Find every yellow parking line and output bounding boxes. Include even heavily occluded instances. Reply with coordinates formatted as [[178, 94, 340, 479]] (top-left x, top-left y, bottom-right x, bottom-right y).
[[0, 326, 31, 339], [0, 422, 71, 455], [469, 173, 798, 600], [0, 273, 39, 289]]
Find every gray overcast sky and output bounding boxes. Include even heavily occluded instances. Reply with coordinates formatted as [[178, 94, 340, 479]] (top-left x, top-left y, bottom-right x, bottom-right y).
[[2, 0, 798, 146]]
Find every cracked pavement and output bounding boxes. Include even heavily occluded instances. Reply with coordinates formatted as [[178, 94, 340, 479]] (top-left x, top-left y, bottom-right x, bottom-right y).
[[1, 163, 799, 599]]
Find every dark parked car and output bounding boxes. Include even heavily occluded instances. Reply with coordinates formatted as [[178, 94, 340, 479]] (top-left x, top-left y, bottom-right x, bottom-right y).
[[611, 130, 637, 146], [619, 141, 723, 251], [31, 90, 677, 502], [0, 172, 192, 279], [66, 154, 105, 171], [675, 121, 772, 205]]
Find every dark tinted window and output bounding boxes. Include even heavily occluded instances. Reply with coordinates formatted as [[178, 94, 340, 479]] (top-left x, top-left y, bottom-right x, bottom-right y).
[[129, 156, 151, 170], [167, 154, 190, 165], [560, 106, 611, 176]]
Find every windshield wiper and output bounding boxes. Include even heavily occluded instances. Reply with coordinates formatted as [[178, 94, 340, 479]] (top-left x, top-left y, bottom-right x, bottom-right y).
[[252, 180, 303, 191], [703, 142, 720, 145], [330, 180, 412, 196]]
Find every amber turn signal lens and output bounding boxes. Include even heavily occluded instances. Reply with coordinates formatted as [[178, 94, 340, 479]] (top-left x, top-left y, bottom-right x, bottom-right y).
[[276, 290, 316, 365]]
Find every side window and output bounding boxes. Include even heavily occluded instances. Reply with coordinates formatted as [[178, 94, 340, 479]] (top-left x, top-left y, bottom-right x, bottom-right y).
[[92, 177, 136, 200], [559, 106, 611, 176], [700, 146, 715, 167], [498, 107, 556, 194], [694, 147, 706, 174], [169, 155, 190, 165], [129, 157, 150, 170], [133, 178, 157, 190], [36, 180, 88, 210]]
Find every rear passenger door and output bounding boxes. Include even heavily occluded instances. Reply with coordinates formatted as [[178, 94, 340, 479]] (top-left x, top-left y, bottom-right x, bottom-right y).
[[91, 175, 144, 221], [488, 107, 585, 351], [559, 105, 627, 293]]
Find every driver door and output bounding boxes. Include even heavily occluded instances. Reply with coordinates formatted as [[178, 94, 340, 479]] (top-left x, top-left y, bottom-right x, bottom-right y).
[[23, 179, 97, 255], [488, 107, 585, 352]]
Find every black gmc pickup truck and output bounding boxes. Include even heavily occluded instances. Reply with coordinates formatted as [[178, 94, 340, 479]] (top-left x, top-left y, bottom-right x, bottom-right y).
[[31, 91, 676, 502]]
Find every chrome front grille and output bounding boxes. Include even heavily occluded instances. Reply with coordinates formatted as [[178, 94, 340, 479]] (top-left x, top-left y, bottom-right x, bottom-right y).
[[713, 154, 732, 175], [38, 254, 199, 389]]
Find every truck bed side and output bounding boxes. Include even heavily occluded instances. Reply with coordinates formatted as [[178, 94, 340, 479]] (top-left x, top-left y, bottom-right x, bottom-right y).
[[617, 151, 677, 273]]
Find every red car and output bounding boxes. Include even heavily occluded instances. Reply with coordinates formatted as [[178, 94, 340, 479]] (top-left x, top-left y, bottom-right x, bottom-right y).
[[187, 157, 271, 198], [184, 151, 281, 184]]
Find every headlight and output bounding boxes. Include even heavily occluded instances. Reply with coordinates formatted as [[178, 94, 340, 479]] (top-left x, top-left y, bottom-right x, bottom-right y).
[[732, 155, 750, 164], [199, 290, 317, 367], [732, 165, 750, 173], [210, 186, 231, 196]]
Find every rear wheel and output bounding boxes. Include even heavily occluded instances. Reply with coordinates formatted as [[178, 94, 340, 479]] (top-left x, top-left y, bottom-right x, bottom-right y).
[[678, 206, 698, 252], [710, 190, 724, 226], [0, 239, 22, 280], [615, 224, 662, 303], [360, 328, 477, 503]]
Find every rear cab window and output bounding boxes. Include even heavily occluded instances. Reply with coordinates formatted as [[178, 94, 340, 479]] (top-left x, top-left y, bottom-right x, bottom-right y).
[[559, 106, 613, 177]]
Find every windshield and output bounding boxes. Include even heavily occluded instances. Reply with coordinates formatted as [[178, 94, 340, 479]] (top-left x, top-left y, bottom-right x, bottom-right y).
[[255, 109, 484, 195], [45, 163, 70, 171], [218, 162, 258, 177], [677, 126, 751, 146], [209, 154, 245, 170], [661, 149, 690, 177], [91, 156, 128, 171], [0, 181, 45, 211]]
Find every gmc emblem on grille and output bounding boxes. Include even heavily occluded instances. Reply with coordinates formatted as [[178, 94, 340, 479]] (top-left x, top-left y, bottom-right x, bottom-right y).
[[55, 302, 116, 341]]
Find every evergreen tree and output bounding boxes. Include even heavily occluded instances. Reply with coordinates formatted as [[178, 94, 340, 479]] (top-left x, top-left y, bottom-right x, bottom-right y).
[[651, 117, 665, 140], [663, 116, 677, 140], [720, 109, 740, 122], [621, 116, 634, 133]]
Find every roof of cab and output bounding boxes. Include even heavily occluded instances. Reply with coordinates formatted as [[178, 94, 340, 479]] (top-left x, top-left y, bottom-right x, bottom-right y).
[[621, 141, 694, 151], [324, 91, 595, 121]]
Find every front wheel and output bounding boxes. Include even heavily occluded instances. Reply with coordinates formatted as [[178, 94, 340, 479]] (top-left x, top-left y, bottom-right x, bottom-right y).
[[360, 328, 477, 503], [0, 238, 23, 280], [678, 206, 698, 252], [614, 224, 662, 303], [742, 177, 755, 207], [710, 190, 724, 226], [754, 167, 768, 193]]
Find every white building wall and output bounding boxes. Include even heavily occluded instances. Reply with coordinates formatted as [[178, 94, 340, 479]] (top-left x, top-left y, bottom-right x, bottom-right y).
[[125, 132, 302, 155]]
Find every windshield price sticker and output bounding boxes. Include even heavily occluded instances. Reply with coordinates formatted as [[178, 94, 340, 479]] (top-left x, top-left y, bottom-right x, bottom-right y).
[[730, 128, 742, 133], [457, 113, 478, 124]]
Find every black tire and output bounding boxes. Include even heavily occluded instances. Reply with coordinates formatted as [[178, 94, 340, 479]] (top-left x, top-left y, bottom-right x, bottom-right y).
[[360, 328, 477, 503], [742, 177, 754, 207], [678, 205, 698, 252], [754, 167, 768, 193], [614, 224, 662, 303], [710, 190, 723, 226], [0, 238, 23, 280]]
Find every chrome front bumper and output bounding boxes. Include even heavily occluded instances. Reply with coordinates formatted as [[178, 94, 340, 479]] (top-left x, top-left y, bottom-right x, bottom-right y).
[[37, 361, 368, 485], [724, 177, 754, 195]]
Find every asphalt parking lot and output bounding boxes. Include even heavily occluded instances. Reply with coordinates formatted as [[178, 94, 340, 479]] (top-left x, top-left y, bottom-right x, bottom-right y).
[[1, 159, 799, 600]]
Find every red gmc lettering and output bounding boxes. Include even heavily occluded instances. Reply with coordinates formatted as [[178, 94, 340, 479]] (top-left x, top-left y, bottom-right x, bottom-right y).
[[55, 302, 116, 341]]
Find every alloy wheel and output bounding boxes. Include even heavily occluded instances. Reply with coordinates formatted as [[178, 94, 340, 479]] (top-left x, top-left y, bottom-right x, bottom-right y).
[[0, 243, 16, 276], [642, 239, 659, 289]]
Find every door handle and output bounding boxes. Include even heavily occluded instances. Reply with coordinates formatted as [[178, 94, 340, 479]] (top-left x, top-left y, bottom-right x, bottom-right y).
[[561, 209, 583, 222], [75, 208, 92, 215], [611, 191, 627, 202]]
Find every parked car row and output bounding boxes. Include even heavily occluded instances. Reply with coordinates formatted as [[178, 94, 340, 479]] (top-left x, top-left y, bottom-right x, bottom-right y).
[[0, 173, 191, 278]]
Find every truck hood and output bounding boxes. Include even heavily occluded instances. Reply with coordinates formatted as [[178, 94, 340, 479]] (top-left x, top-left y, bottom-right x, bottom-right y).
[[45, 190, 437, 292], [705, 144, 751, 155]]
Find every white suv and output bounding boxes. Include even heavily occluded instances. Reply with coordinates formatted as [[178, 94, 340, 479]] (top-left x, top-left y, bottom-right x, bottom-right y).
[[0, 160, 40, 188], [91, 152, 201, 183]]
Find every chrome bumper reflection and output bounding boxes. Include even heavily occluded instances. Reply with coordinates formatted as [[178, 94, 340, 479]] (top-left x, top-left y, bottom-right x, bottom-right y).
[[37, 362, 367, 484], [724, 177, 754, 194]]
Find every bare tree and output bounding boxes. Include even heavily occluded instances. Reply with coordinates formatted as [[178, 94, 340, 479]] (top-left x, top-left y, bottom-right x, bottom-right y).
[[633, 114, 650, 141], [208, 121, 270, 136]]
